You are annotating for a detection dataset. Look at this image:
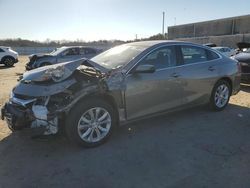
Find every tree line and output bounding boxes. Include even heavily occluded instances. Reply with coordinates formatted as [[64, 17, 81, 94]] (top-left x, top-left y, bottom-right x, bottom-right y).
[[0, 33, 167, 47]]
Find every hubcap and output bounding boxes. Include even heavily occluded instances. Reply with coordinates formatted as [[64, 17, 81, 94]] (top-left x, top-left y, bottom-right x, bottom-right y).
[[5, 58, 13, 66], [77, 107, 111, 143], [214, 84, 229, 108]]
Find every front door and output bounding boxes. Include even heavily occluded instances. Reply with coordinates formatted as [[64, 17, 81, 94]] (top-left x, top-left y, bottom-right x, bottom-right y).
[[57, 48, 81, 63], [125, 45, 183, 120]]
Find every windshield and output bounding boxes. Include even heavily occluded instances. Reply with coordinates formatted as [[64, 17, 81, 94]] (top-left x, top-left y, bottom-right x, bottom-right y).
[[50, 47, 67, 56], [91, 44, 147, 69]]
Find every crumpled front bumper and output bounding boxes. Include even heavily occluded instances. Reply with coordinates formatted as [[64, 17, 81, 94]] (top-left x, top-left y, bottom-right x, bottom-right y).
[[1, 97, 58, 135], [1, 102, 34, 131]]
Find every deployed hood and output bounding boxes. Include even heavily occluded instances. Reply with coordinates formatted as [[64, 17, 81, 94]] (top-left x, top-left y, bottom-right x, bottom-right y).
[[22, 58, 109, 83], [237, 42, 250, 50]]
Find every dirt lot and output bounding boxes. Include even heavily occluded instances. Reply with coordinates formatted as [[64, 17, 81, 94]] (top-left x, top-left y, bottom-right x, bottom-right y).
[[0, 57, 250, 188]]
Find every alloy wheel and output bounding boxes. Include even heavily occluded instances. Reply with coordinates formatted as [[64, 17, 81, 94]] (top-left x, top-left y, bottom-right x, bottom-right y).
[[77, 107, 112, 143], [214, 84, 229, 108]]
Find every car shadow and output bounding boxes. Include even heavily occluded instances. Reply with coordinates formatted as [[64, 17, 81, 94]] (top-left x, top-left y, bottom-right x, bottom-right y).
[[241, 83, 250, 92], [0, 65, 15, 69], [0, 103, 249, 152], [0, 103, 250, 187]]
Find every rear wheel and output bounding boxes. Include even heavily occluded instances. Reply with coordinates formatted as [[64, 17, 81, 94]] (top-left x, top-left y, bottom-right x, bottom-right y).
[[3, 57, 15, 67], [65, 99, 115, 147], [210, 80, 231, 111]]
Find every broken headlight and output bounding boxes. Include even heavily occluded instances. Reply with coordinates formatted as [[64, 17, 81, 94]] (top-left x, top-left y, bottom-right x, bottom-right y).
[[35, 65, 72, 82]]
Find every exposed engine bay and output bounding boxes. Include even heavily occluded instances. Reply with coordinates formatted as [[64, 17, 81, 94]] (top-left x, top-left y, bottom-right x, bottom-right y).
[[1, 58, 123, 136]]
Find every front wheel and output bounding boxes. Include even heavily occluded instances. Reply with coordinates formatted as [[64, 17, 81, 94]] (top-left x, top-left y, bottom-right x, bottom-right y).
[[210, 80, 231, 111], [65, 99, 115, 147]]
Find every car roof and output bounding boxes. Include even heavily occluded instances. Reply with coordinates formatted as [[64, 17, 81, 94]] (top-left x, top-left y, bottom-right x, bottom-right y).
[[124, 40, 203, 48], [60, 46, 96, 49]]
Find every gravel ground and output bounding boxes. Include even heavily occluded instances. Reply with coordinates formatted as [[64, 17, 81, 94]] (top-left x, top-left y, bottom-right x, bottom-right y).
[[0, 57, 250, 188]]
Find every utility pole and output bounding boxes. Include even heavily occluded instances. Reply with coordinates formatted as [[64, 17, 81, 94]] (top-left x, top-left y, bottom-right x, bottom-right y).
[[162, 11, 165, 38]]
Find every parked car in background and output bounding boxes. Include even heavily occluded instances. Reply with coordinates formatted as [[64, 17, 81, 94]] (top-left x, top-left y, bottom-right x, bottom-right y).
[[26, 46, 101, 70], [232, 43, 250, 82], [212, 47, 236, 57], [1, 41, 241, 147], [204, 43, 217, 48], [0, 46, 18, 67]]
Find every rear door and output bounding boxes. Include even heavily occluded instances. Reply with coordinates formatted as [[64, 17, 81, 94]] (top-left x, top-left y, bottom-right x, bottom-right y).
[[125, 45, 183, 120], [174, 45, 221, 106]]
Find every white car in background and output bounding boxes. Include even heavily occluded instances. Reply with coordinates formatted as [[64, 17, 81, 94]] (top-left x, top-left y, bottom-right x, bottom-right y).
[[0, 47, 19, 67], [212, 47, 236, 57]]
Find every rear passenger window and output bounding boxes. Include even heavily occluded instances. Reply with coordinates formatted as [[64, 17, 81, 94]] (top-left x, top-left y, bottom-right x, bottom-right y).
[[0, 48, 4, 52], [181, 46, 208, 64], [206, 50, 220, 60]]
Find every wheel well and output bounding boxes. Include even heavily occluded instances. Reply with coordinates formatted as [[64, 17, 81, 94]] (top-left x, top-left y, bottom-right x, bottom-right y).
[[92, 94, 119, 119], [219, 77, 233, 94], [1, 55, 15, 62], [71, 93, 119, 122]]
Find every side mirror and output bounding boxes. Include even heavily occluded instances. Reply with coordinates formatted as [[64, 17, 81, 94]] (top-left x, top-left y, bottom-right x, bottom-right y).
[[134, 64, 156, 74]]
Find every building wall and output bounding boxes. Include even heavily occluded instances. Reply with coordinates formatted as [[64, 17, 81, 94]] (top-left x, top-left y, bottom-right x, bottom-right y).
[[176, 34, 250, 48], [168, 15, 250, 47]]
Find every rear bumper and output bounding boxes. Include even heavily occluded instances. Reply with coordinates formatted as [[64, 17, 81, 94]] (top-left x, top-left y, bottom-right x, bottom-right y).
[[231, 73, 241, 95]]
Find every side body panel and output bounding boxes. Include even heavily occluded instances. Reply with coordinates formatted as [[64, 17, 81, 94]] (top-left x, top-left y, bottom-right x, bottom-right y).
[[125, 68, 182, 120]]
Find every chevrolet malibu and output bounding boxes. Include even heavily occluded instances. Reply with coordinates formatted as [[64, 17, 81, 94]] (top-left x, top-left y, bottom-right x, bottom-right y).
[[1, 41, 241, 147]]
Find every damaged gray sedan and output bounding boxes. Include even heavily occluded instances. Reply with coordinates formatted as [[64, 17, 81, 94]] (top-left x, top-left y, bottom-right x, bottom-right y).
[[1, 41, 241, 147]]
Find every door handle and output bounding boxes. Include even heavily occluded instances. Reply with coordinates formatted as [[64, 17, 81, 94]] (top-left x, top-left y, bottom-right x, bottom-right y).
[[208, 66, 216, 71], [171, 73, 180, 78]]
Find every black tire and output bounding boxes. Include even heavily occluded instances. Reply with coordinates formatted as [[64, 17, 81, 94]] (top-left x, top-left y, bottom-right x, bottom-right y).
[[3, 56, 15, 67], [210, 80, 231, 111], [65, 98, 116, 147]]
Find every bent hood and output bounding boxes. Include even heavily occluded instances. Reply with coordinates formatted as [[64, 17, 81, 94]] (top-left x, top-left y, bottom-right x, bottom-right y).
[[13, 58, 109, 97], [237, 42, 250, 50], [28, 53, 54, 61], [22, 58, 109, 82]]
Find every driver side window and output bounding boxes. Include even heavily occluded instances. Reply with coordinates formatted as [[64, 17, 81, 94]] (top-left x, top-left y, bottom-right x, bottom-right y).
[[139, 46, 176, 70]]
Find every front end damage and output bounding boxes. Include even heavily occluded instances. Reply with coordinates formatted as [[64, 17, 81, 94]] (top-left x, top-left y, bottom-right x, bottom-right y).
[[1, 95, 59, 135], [1, 59, 111, 136]]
